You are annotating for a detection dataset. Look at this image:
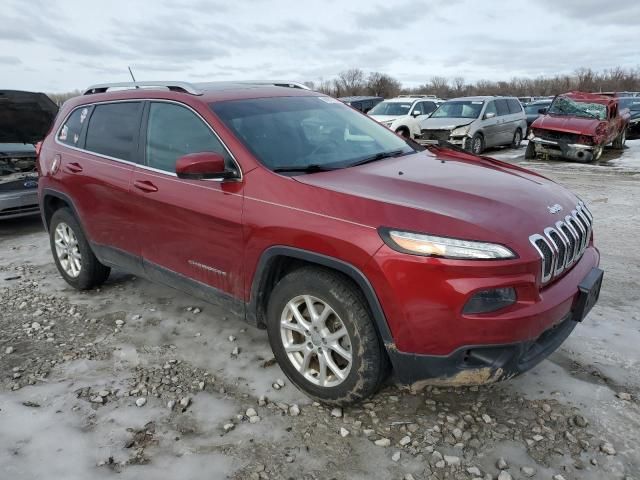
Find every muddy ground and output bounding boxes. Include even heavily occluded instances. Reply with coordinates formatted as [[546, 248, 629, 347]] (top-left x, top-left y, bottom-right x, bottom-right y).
[[1, 141, 639, 480]]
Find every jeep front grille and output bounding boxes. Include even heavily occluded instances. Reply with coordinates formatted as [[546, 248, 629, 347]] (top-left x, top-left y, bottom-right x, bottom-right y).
[[529, 201, 593, 285]]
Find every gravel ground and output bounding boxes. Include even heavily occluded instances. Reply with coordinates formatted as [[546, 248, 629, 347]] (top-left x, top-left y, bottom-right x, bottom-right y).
[[1, 141, 639, 480]]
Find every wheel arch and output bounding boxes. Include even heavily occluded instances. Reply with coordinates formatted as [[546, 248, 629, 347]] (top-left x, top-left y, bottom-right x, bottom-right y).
[[41, 188, 82, 232], [247, 246, 395, 347]]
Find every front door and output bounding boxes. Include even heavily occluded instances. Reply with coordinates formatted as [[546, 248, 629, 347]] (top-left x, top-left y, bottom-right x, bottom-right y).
[[130, 100, 245, 308]]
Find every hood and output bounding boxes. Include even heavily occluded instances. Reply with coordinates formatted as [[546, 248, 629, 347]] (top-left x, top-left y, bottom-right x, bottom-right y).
[[369, 115, 400, 123], [293, 149, 579, 246], [0, 90, 59, 144], [420, 117, 474, 130], [531, 114, 602, 136]]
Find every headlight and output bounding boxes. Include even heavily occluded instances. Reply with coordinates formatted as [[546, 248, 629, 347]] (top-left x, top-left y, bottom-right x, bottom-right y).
[[380, 229, 516, 259], [451, 126, 470, 136], [383, 120, 395, 127]]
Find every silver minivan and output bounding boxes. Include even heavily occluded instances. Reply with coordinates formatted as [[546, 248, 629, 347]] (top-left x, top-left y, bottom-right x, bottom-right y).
[[419, 96, 527, 154]]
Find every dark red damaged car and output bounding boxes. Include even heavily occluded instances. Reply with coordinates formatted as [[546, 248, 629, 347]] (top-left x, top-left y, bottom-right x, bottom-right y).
[[526, 91, 629, 162], [38, 81, 602, 404]]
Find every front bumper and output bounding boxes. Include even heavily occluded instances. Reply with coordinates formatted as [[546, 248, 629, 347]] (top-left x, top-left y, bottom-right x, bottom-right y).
[[391, 312, 577, 386], [530, 136, 596, 162], [0, 189, 40, 219]]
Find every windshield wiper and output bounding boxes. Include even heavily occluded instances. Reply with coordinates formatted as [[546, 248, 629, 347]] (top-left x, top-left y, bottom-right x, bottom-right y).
[[272, 164, 334, 174], [348, 149, 408, 168]]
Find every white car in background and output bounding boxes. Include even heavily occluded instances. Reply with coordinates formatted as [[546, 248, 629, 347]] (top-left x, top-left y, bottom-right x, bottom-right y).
[[368, 96, 441, 138]]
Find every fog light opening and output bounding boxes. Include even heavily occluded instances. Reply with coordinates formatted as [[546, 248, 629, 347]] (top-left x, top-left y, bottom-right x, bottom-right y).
[[463, 287, 516, 315]]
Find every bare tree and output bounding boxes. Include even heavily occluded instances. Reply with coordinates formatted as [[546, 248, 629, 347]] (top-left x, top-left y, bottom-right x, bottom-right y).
[[336, 68, 366, 96], [366, 72, 401, 98]]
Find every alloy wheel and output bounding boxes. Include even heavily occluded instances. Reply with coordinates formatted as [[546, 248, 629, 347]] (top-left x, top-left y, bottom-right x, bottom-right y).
[[280, 295, 352, 387], [54, 222, 82, 278]]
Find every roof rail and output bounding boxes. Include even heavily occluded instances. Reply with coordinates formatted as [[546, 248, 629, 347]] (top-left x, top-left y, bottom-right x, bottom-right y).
[[236, 80, 311, 90], [83, 81, 202, 96]]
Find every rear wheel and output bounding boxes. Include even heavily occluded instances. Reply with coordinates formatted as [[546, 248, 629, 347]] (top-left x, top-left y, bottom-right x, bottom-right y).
[[511, 128, 523, 149], [612, 128, 626, 149], [49, 208, 110, 290], [266, 266, 388, 405]]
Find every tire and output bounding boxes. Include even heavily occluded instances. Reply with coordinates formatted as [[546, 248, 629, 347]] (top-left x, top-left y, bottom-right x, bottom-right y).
[[511, 128, 523, 149], [266, 266, 388, 405], [470, 133, 484, 154], [524, 141, 536, 159], [395, 127, 410, 139], [49, 208, 110, 290], [593, 145, 603, 161], [612, 128, 626, 150]]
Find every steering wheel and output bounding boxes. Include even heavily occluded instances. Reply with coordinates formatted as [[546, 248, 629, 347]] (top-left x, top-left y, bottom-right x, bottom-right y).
[[309, 139, 342, 156]]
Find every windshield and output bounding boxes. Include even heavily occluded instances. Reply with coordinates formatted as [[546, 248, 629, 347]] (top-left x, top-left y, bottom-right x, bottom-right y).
[[368, 101, 412, 116], [619, 98, 640, 111], [548, 96, 607, 120], [431, 100, 484, 119], [211, 96, 417, 173], [524, 103, 550, 114]]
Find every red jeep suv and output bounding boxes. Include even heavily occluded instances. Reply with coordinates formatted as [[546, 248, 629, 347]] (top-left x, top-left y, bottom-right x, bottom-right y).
[[38, 81, 603, 405]]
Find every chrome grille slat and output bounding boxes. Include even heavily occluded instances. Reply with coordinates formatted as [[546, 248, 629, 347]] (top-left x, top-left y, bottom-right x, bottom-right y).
[[529, 203, 593, 285]]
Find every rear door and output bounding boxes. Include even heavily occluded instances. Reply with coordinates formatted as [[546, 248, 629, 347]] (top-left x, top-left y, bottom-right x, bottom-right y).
[[55, 101, 144, 271], [494, 99, 512, 145], [131, 100, 245, 304]]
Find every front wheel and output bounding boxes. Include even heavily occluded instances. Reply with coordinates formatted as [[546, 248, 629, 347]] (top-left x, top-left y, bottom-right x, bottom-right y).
[[524, 141, 536, 159], [266, 267, 388, 405], [470, 133, 484, 154], [612, 128, 626, 150], [395, 127, 410, 139], [49, 208, 110, 290]]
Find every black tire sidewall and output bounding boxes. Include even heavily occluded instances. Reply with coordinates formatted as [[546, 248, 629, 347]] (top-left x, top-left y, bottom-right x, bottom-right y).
[[266, 268, 384, 405], [49, 208, 106, 290], [472, 134, 484, 154]]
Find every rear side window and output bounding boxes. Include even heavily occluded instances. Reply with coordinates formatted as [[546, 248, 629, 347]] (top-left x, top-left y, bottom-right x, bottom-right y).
[[145, 102, 231, 173], [58, 106, 90, 147], [85, 102, 142, 161], [507, 99, 523, 114], [495, 99, 510, 116]]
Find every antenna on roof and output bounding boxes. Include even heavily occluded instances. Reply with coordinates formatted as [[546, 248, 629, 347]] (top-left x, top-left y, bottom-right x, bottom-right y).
[[127, 66, 138, 87]]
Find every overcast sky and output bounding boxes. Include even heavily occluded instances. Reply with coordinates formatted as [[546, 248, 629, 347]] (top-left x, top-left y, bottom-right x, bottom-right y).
[[2, 0, 639, 92]]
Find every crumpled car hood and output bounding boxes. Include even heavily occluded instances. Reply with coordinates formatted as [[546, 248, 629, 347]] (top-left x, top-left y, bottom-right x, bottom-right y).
[[531, 114, 602, 136], [420, 117, 474, 130], [0, 90, 59, 144]]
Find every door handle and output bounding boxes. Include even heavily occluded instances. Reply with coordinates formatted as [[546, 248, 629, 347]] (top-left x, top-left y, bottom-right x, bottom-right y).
[[133, 179, 158, 193], [64, 162, 83, 173]]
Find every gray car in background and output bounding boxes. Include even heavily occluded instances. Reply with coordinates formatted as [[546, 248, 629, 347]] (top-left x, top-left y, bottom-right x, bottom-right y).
[[0, 90, 58, 219], [419, 96, 527, 154]]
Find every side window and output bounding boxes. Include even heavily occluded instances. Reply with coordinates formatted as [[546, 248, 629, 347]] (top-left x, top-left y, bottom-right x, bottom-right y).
[[411, 102, 424, 115], [85, 102, 142, 161], [58, 106, 90, 147], [145, 102, 231, 173], [423, 101, 437, 114], [484, 101, 497, 117], [495, 99, 510, 116], [507, 99, 522, 114]]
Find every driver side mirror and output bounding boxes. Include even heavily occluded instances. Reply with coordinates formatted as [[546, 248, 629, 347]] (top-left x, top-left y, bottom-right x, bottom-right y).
[[411, 110, 422, 117], [538, 108, 548, 114], [176, 152, 237, 180], [484, 111, 496, 119]]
